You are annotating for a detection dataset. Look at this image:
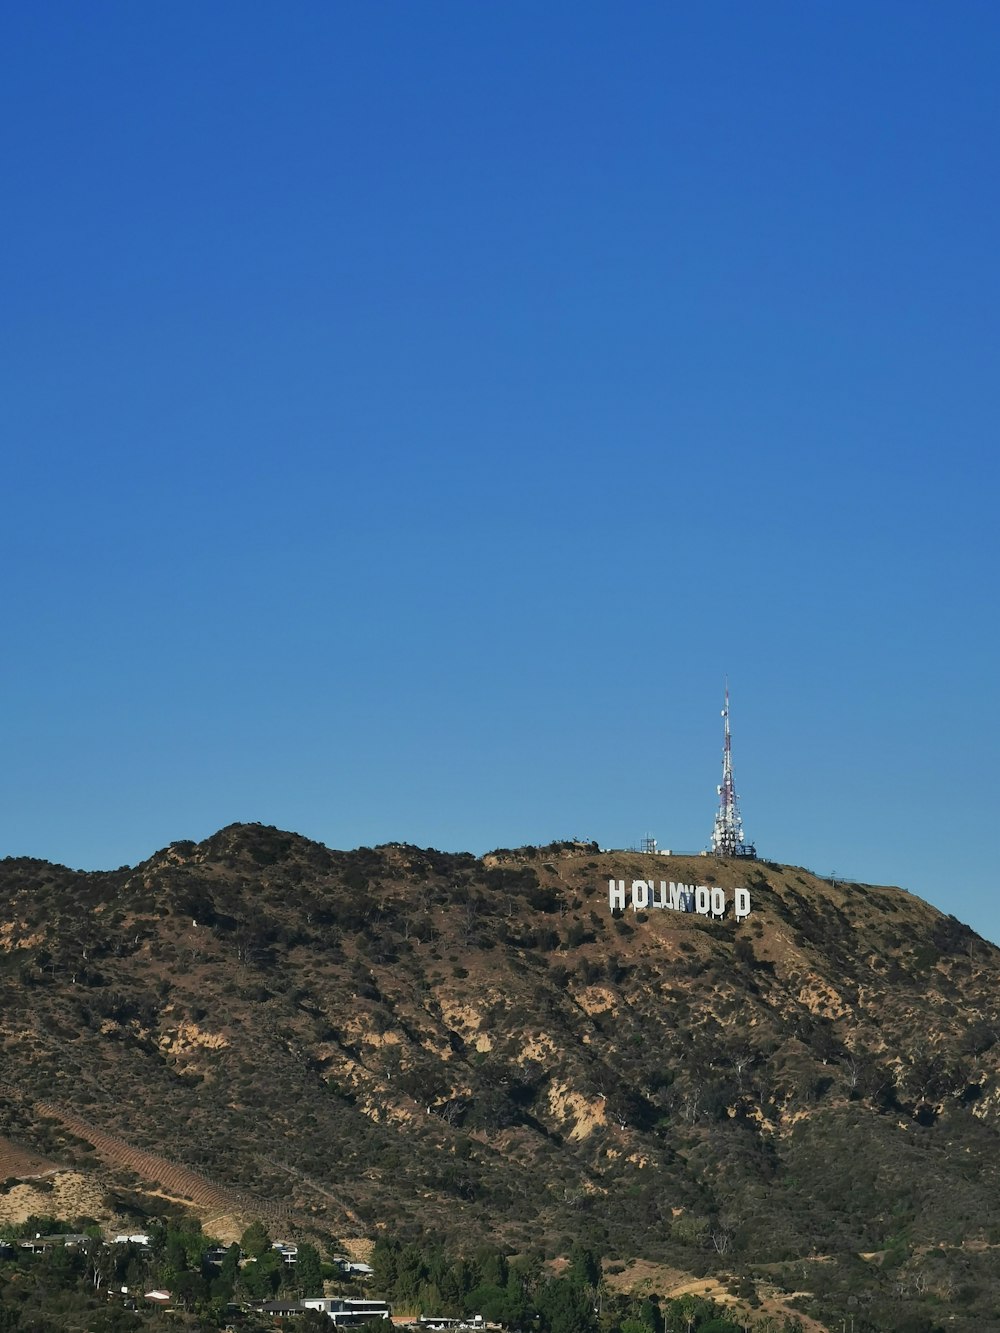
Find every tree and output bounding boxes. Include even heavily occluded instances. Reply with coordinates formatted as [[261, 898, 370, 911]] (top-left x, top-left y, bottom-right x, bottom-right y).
[[88, 1311, 144, 1333], [302, 1313, 335, 1332], [536, 1277, 596, 1333], [372, 1236, 400, 1293], [394, 1243, 429, 1305], [295, 1242, 324, 1297], [664, 1295, 714, 1333], [568, 1245, 601, 1291], [172, 1269, 208, 1311], [83, 1236, 115, 1290], [466, 1279, 529, 1326], [218, 1241, 242, 1284], [240, 1248, 283, 1299], [710, 1224, 734, 1257], [475, 1247, 508, 1289], [638, 1298, 663, 1333], [240, 1219, 272, 1260]]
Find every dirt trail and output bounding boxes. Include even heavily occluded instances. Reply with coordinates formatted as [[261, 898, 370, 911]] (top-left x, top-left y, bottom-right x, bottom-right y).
[[0, 1134, 60, 1182], [0, 1080, 366, 1241], [34, 1098, 290, 1225]]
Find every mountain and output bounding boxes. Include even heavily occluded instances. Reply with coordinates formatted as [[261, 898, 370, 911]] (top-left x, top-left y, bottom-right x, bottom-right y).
[[1, 823, 999, 1331]]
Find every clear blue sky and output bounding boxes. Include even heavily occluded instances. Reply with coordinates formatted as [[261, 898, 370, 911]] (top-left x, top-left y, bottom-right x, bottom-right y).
[[3, 4, 999, 939]]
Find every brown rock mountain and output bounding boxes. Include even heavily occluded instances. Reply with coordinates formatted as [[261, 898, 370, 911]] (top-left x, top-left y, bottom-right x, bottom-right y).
[[1, 823, 998, 1328]]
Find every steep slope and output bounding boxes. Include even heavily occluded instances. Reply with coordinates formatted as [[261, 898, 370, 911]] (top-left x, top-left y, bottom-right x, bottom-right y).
[[0, 825, 998, 1329]]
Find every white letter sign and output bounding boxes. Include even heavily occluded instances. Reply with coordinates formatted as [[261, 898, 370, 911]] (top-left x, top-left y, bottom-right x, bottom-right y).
[[606, 877, 753, 922]]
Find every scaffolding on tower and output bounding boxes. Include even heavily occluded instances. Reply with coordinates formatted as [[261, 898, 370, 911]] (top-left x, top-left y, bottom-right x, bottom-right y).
[[711, 684, 757, 859]]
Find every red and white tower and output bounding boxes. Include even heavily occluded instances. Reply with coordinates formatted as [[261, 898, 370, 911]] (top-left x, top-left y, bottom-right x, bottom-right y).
[[711, 683, 756, 858]]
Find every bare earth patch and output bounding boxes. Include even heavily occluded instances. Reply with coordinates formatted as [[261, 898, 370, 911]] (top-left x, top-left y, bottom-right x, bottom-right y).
[[604, 1261, 830, 1333], [0, 1170, 107, 1229]]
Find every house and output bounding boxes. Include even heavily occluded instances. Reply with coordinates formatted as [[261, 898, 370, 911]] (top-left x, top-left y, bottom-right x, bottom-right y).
[[419, 1319, 486, 1331], [302, 1297, 392, 1325], [18, 1233, 90, 1254], [251, 1300, 307, 1318], [335, 1258, 375, 1277]]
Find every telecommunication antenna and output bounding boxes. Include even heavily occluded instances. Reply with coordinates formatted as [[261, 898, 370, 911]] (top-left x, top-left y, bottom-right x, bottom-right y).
[[711, 682, 756, 858]]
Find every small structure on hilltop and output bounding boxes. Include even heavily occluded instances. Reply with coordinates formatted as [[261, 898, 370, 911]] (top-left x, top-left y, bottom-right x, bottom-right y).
[[710, 683, 757, 859]]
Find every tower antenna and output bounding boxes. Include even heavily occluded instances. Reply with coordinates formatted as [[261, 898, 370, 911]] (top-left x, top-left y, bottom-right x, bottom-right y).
[[711, 681, 756, 858]]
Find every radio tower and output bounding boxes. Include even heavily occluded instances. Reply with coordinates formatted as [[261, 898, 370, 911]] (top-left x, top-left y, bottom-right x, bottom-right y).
[[711, 683, 756, 858]]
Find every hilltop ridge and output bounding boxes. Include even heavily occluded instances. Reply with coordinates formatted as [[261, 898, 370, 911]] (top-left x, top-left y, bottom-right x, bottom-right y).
[[0, 823, 998, 1330]]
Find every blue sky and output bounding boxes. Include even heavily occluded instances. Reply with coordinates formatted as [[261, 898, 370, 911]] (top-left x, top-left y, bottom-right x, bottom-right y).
[[3, 4, 999, 940]]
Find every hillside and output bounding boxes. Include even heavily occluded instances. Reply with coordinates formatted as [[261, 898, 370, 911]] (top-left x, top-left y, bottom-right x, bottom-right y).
[[1, 824, 999, 1331]]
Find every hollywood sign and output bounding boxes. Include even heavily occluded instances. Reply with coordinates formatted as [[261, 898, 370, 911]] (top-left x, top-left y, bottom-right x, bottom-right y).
[[609, 879, 752, 921]]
